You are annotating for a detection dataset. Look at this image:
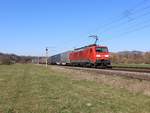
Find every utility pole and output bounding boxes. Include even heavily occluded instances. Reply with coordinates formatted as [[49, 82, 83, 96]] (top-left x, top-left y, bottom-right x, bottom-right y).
[[89, 35, 99, 44], [45, 46, 55, 68], [38, 56, 39, 64], [45, 47, 48, 68]]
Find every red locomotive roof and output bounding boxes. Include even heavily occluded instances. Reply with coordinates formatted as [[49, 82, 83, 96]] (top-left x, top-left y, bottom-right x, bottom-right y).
[[74, 44, 96, 51], [74, 44, 108, 51]]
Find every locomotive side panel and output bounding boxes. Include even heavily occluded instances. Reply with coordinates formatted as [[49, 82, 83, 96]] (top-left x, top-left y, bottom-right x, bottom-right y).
[[69, 46, 96, 65], [69, 45, 111, 67]]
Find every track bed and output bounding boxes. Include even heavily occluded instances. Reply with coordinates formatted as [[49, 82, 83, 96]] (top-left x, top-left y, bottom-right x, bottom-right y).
[[59, 65, 150, 81]]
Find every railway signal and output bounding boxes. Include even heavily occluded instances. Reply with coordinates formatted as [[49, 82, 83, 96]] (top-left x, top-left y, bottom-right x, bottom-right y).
[[45, 47, 48, 68], [45, 46, 56, 68]]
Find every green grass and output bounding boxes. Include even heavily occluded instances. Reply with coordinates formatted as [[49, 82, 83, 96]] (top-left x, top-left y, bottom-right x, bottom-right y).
[[112, 63, 150, 68], [0, 64, 150, 113]]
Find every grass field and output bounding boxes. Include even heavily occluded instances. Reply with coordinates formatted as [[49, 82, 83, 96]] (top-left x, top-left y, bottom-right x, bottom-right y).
[[0, 64, 150, 113]]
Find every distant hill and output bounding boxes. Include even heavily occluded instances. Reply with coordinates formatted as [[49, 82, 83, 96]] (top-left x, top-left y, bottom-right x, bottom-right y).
[[117, 51, 144, 55]]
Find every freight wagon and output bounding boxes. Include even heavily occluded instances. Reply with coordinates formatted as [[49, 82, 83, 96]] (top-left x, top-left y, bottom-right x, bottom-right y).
[[48, 51, 71, 65]]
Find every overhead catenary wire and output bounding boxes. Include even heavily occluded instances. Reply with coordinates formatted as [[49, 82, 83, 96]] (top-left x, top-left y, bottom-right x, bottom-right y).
[[101, 10, 150, 34], [116, 22, 150, 37], [90, 0, 150, 36], [99, 6, 150, 34], [128, 0, 150, 11]]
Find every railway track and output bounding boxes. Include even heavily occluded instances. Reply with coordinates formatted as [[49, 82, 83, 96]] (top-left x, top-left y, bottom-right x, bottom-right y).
[[59, 66, 150, 81], [111, 67, 150, 73]]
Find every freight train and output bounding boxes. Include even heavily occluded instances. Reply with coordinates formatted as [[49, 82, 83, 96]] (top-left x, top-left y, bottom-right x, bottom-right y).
[[48, 44, 111, 68]]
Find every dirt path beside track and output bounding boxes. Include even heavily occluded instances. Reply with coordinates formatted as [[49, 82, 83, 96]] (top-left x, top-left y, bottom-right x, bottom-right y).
[[50, 66, 150, 96]]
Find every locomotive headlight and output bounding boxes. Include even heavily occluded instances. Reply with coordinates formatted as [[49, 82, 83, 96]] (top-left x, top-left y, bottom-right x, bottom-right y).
[[96, 55, 101, 57], [105, 55, 109, 57]]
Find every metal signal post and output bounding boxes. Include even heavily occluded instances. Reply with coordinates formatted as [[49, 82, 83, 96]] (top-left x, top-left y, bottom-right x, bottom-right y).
[[45, 47, 48, 68]]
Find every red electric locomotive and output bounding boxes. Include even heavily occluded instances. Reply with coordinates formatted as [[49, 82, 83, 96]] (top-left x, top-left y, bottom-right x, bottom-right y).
[[69, 44, 111, 68]]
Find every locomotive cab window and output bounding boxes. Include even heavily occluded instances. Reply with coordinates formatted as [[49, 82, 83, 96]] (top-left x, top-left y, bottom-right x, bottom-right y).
[[96, 47, 108, 52]]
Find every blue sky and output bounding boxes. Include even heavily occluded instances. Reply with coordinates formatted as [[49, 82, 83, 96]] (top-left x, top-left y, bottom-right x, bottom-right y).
[[0, 0, 150, 56]]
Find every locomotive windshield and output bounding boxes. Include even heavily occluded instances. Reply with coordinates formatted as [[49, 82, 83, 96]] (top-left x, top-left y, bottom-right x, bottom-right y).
[[96, 47, 108, 52]]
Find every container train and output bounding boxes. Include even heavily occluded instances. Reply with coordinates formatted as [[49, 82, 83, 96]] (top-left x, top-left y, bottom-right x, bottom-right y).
[[48, 44, 111, 68]]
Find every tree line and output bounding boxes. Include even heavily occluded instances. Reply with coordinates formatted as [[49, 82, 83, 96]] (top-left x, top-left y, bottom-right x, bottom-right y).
[[111, 51, 150, 64], [0, 53, 35, 65]]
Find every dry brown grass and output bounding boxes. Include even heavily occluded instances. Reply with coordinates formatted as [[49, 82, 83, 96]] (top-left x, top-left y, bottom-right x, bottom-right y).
[[51, 66, 150, 96]]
